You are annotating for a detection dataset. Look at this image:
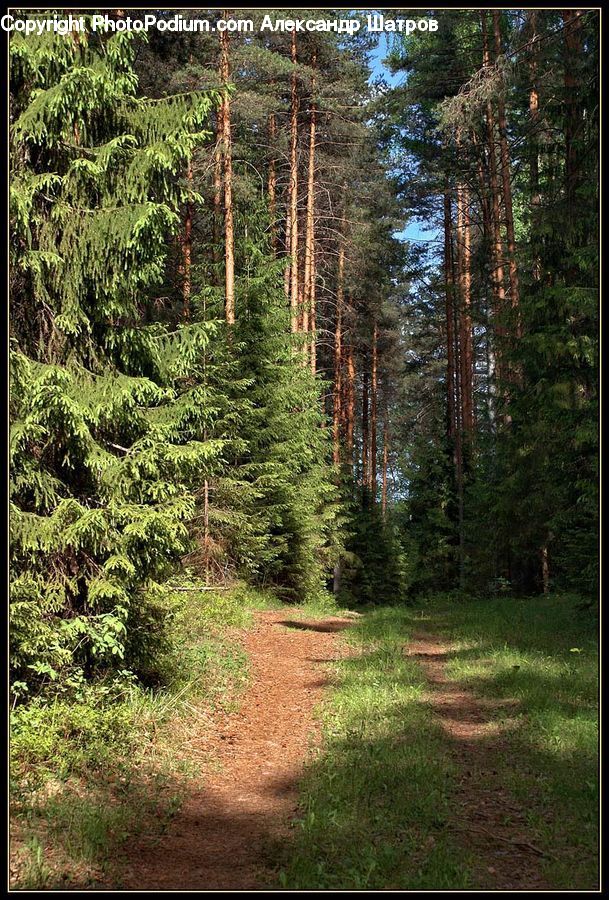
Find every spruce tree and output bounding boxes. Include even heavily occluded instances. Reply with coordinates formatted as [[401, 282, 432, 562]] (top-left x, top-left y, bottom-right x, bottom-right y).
[[10, 23, 223, 695]]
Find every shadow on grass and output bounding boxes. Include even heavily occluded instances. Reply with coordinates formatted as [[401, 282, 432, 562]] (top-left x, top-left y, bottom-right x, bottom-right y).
[[279, 597, 598, 890], [12, 596, 598, 891], [11, 761, 189, 890], [413, 596, 599, 889]]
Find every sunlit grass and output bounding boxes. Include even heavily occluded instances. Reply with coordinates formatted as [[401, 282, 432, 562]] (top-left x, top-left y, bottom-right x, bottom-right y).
[[280, 606, 474, 890], [429, 593, 598, 890], [280, 594, 598, 891]]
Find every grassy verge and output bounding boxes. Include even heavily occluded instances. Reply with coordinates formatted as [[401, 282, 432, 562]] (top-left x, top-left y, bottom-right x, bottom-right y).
[[9, 581, 281, 890], [281, 605, 473, 890], [281, 594, 598, 891], [423, 592, 599, 890]]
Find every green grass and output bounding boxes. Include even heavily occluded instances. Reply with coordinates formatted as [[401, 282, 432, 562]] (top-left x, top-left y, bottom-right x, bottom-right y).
[[281, 605, 473, 890], [280, 594, 598, 891], [9, 580, 280, 890], [11, 589, 598, 890], [423, 592, 599, 889]]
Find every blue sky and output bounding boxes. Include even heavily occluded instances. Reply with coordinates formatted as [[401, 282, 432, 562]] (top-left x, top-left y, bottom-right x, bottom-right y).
[[368, 32, 440, 251]]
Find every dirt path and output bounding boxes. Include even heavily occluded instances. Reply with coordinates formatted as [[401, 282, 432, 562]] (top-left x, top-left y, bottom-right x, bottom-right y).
[[116, 609, 353, 890], [407, 633, 551, 891]]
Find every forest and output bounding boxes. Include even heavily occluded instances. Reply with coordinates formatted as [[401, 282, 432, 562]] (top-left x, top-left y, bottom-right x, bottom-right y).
[[9, 8, 598, 892]]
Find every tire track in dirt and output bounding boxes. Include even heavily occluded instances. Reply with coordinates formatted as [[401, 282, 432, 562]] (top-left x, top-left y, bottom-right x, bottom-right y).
[[407, 633, 552, 891], [115, 609, 353, 890]]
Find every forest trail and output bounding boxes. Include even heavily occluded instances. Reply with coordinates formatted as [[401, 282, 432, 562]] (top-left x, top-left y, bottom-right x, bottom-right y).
[[115, 609, 354, 891], [407, 633, 552, 891]]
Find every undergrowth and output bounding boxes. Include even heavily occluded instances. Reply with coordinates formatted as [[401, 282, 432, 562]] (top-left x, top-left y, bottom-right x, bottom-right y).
[[9, 579, 280, 890]]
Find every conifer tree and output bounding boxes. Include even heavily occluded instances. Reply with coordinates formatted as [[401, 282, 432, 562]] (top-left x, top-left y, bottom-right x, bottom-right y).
[[10, 23, 222, 693]]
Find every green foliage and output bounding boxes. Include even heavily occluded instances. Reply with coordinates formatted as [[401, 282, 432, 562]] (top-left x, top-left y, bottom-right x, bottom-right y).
[[186, 208, 342, 603], [385, 10, 598, 599], [9, 26, 223, 696], [340, 491, 411, 605], [10, 582, 260, 889]]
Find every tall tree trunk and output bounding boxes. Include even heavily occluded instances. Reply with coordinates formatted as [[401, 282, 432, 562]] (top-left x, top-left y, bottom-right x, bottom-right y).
[[453, 280, 465, 589], [219, 18, 235, 325], [381, 405, 389, 519], [284, 181, 292, 300], [446, 189, 465, 583], [303, 52, 317, 352], [288, 32, 299, 331], [455, 162, 474, 436], [333, 240, 344, 467], [268, 113, 277, 256], [309, 263, 317, 373], [345, 337, 355, 467], [370, 322, 378, 497], [493, 10, 521, 337], [444, 191, 457, 446], [482, 13, 507, 387]]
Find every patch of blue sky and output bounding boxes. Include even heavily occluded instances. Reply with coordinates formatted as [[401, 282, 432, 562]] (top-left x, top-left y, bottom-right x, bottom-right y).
[[367, 32, 441, 253]]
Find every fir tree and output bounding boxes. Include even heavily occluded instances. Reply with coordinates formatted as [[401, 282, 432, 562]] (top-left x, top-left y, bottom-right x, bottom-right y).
[[10, 22, 223, 695]]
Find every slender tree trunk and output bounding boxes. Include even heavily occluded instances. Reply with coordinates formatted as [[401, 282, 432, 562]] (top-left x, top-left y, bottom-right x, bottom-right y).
[[541, 544, 550, 594], [528, 13, 551, 591], [381, 406, 389, 519], [493, 10, 521, 337], [203, 477, 210, 584], [455, 164, 474, 436], [268, 113, 277, 256], [284, 182, 292, 300], [298, 208, 307, 334], [370, 323, 378, 498], [309, 263, 317, 373], [288, 32, 299, 331], [482, 13, 507, 387], [444, 191, 457, 446], [453, 279, 465, 589], [303, 52, 317, 354], [446, 189, 465, 584], [333, 240, 344, 467], [345, 338, 355, 467], [219, 18, 235, 325]]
